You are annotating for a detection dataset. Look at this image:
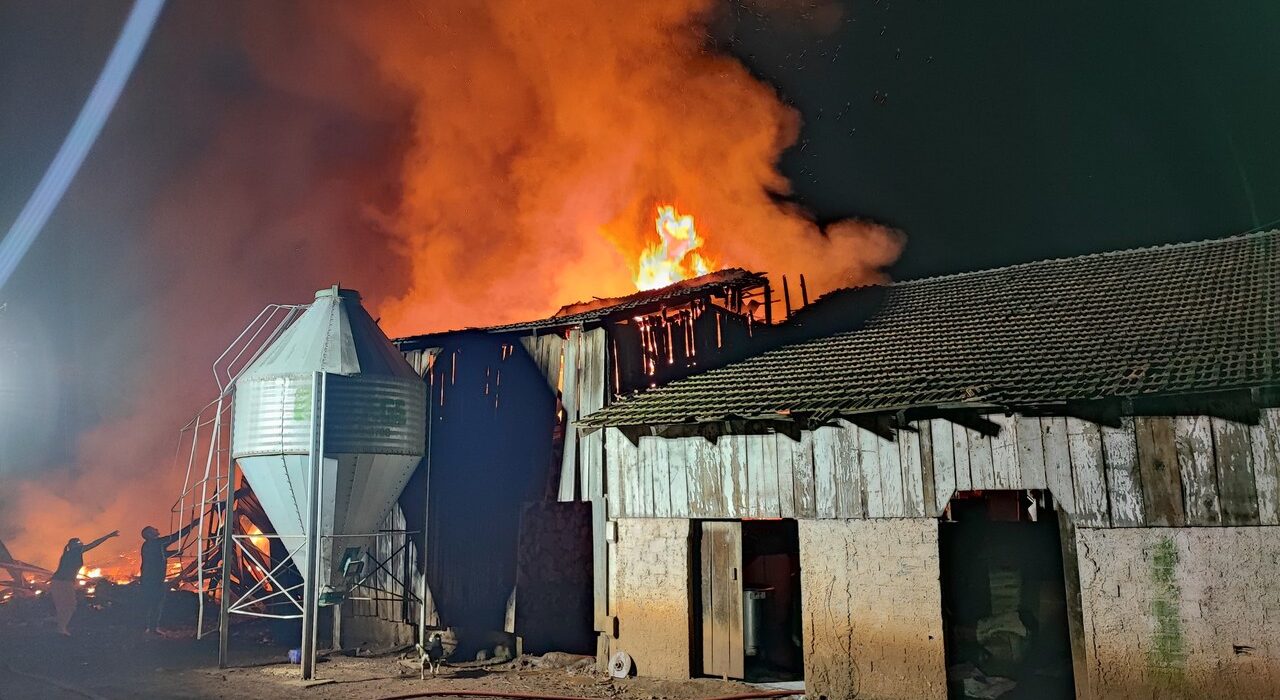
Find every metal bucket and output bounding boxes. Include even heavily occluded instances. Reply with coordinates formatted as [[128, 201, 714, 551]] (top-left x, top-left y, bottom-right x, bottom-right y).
[[743, 588, 769, 657]]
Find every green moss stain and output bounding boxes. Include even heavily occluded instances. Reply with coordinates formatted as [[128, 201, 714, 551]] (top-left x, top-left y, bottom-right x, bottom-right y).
[[1148, 536, 1185, 684]]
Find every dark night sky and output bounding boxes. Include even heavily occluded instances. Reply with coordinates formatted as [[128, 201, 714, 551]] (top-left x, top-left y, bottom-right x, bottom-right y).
[[0, 0, 1277, 477], [718, 0, 1280, 277]]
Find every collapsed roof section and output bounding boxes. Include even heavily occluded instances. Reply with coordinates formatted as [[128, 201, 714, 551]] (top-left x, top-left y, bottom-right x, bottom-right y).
[[583, 229, 1280, 429], [394, 268, 762, 345], [396, 268, 769, 351], [394, 267, 777, 401]]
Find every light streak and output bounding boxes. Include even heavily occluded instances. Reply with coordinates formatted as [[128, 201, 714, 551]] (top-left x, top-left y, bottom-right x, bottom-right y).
[[0, 0, 166, 289]]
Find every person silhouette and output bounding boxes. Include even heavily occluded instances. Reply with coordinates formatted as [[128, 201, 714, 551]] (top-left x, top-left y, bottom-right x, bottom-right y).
[[49, 530, 118, 636], [139, 522, 195, 633]]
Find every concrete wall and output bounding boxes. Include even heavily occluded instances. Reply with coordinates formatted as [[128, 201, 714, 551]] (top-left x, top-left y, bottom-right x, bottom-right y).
[[1077, 526, 1280, 699], [798, 518, 946, 700], [610, 518, 692, 679]]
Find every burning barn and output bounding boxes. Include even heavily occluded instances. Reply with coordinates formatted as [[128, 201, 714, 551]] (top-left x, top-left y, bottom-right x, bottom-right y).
[[578, 229, 1280, 700], [165, 239, 802, 666], [386, 266, 786, 656]]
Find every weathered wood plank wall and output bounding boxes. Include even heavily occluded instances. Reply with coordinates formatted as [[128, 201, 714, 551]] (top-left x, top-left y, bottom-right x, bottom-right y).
[[520, 329, 608, 504], [519, 328, 609, 631], [605, 409, 1280, 528]]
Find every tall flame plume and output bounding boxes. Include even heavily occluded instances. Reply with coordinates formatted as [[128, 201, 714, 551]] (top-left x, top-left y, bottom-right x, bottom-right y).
[[635, 205, 715, 291]]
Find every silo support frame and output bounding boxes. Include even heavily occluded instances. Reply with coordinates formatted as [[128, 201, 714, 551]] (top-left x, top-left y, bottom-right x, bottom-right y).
[[225, 534, 307, 617], [301, 371, 327, 680], [217, 455, 236, 669], [215, 529, 422, 666]]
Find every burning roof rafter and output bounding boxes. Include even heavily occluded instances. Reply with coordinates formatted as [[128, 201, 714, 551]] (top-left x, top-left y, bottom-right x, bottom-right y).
[[395, 268, 770, 347]]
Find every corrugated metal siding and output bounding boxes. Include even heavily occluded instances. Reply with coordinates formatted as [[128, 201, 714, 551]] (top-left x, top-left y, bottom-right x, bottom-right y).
[[232, 373, 425, 458], [325, 374, 426, 455], [232, 374, 313, 456]]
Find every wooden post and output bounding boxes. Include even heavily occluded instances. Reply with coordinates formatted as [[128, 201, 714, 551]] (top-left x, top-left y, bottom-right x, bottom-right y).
[[332, 602, 342, 652], [1056, 508, 1091, 699], [799, 274, 809, 306], [762, 283, 773, 325], [781, 275, 793, 320]]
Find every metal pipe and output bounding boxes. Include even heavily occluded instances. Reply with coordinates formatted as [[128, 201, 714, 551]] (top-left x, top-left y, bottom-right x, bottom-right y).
[[217, 444, 237, 668], [301, 371, 327, 680], [418, 366, 434, 648], [196, 394, 224, 639]]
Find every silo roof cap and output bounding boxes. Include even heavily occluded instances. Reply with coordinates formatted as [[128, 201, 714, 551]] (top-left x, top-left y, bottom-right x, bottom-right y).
[[315, 285, 362, 301]]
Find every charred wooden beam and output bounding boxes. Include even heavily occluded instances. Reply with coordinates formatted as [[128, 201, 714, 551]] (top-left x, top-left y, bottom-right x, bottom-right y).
[[618, 424, 651, 447], [647, 416, 806, 443], [762, 281, 773, 325], [782, 275, 793, 320], [846, 413, 896, 440], [1017, 390, 1264, 425], [893, 410, 921, 432], [1062, 400, 1125, 428], [799, 273, 809, 306], [932, 409, 1002, 437], [1130, 390, 1262, 424]]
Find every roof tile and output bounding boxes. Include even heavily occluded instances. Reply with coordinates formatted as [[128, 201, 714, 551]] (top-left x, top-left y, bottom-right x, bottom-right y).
[[585, 230, 1280, 427]]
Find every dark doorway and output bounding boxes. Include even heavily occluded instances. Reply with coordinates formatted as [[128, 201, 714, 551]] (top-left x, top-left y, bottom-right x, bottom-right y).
[[741, 520, 803, 683], [939, 491, 1075, 700], [697, 519, 803, 683]]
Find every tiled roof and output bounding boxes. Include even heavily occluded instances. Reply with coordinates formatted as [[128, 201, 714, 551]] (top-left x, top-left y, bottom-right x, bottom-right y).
[[583, 230, 1280, 427]]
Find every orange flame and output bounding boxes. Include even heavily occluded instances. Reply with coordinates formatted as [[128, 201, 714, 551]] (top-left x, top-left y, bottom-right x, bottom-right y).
[[244, 522, 269, 556], [634, 205, 716, 291]]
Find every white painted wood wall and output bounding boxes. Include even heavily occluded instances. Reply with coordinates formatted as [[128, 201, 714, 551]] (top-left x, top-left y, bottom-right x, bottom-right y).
[[604, 409, 1280, 528]]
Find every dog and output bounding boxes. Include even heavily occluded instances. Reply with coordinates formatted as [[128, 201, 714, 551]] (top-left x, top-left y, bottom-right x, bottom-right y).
[[416, 628, 457, 679]]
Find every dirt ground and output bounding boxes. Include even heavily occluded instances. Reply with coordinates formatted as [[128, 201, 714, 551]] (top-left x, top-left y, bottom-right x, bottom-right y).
[[0, 591, 792, 700]]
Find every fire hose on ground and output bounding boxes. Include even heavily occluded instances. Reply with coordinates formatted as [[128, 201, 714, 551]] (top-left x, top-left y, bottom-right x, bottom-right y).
[[374, 691, 800, 700]]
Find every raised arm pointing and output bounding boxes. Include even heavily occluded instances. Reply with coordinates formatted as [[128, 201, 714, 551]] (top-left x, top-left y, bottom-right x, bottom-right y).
[[82, 530, 120, 552]]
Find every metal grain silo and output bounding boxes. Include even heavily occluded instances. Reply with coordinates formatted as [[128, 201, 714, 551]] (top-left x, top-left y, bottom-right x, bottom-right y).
[[231, 286, 425, 598]]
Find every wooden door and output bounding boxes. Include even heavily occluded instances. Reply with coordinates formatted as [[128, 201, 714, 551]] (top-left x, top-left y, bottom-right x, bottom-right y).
[[700, 521, 744, 679]]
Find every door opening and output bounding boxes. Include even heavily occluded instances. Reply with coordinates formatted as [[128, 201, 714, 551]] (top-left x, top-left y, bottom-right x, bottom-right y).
[[697, 519, 803, 683], [939, 491, 1075, 700]]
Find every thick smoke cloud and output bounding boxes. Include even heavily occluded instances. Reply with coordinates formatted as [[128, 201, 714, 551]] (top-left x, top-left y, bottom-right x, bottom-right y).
[[1, 3, 409, 568], [335, 0, 903, 335], [2, 0, 901, 568]]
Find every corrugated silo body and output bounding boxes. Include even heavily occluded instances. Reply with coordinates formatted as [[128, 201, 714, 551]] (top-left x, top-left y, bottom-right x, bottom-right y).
[[231, 286, 425, 597]]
